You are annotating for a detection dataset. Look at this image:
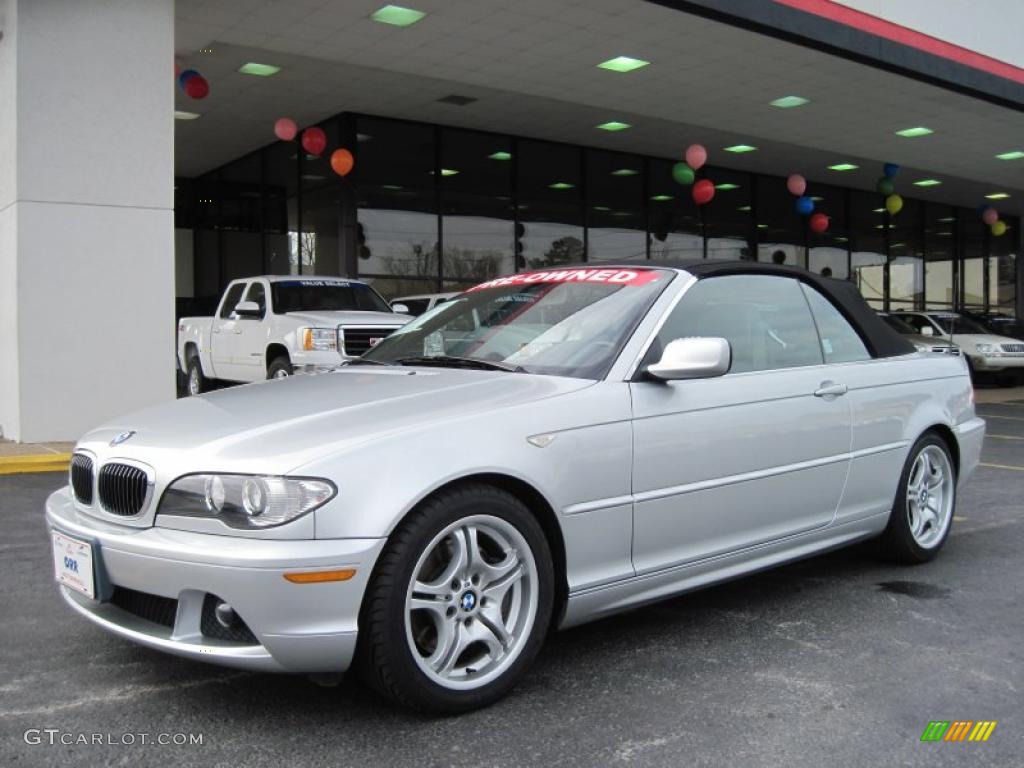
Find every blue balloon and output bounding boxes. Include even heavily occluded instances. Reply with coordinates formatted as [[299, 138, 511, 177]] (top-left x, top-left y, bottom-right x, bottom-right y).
[[178, 69, 199, 89], [883, 162, 900, 178], [795, 196, 815, 216]]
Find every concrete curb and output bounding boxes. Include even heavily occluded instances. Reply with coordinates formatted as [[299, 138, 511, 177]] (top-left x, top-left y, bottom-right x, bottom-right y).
[[0, 453, 72, 476]]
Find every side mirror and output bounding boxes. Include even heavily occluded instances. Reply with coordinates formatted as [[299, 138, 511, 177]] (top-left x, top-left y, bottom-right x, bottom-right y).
[[646, 337, 731, 381], [920, 325, 934, 336], [391, 303, 410, 315], [234, 300, 262, 318]]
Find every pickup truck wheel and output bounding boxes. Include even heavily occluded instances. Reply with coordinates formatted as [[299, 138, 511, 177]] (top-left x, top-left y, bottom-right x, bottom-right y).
[[357, 484, 553, 713], [186, 357, 209, 396], [267, 356, 293, 380]]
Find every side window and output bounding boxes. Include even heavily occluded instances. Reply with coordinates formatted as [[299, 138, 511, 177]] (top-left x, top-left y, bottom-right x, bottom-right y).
[[800, 284, 870, 363], [219, 283, 246, 319], [245, 282, 266, 318], [656, 275, 823, 374]]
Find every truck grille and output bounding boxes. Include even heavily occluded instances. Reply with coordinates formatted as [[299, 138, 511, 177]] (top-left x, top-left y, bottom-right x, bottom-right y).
[[340, 326, 398, 356], [98, 463, 150, 516], [110, 586, 178, 629], [70, 454, 94, 505], [931, 346, 960, 356], [1000, 343, 1024, 354]]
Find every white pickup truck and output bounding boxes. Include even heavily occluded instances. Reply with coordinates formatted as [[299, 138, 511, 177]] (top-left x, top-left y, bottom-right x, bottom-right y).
[[177, 275, 411, 395]]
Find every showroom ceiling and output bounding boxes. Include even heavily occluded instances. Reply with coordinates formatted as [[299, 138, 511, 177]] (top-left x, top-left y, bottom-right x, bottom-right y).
[[174, 0, 1024, 213]]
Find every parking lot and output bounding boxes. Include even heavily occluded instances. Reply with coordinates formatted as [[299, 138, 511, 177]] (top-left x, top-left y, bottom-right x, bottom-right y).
[[1, 397, 1022, 768]]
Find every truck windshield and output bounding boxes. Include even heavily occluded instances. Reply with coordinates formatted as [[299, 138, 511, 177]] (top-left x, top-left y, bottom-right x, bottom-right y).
[[361, 267, 674, 379], [272, 280, 391, 314]]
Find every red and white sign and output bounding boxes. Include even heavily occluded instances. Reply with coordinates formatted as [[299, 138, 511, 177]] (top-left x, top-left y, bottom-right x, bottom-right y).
[[467, 268, 662, 293]]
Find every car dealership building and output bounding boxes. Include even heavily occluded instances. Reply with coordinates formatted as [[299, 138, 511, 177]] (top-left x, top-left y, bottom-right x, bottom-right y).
[[2, 0, 1024, 441]]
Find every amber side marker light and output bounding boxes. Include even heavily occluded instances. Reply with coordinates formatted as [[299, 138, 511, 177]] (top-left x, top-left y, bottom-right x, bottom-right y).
[[284, 569, 357, 584]]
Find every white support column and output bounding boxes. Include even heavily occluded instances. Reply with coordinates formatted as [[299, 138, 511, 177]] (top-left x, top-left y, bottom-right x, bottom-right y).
[[0, 0, 175, 442]]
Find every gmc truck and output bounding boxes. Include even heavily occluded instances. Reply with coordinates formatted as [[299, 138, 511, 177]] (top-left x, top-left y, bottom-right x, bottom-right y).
[[177, 276, 410, 395]]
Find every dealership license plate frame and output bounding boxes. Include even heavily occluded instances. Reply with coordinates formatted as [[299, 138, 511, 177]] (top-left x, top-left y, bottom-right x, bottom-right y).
[[51, 530, 101, 600]]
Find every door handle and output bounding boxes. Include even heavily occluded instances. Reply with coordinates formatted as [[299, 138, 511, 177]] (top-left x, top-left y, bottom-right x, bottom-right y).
[[814, 381, 848, 398], [234, 329, 243, 335]]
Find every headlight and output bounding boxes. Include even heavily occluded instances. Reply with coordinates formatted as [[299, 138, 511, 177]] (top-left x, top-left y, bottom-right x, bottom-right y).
[[159, 474, 336, 529], [975, 343, 995, 355], [302, 327, 337, 352], [913, 343, 929, 353]]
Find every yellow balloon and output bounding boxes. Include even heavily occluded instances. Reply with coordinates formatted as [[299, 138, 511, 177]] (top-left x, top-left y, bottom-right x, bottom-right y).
[[885, 193, 903, 215], [991, 220, 1007, 236]]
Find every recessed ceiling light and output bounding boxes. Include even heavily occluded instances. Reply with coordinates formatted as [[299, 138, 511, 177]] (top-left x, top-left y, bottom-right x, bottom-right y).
[[809, 196, 824, 201], [770, 96, 809, 108], [828, 163, 859, 171], [356, 133, 373, 142], [174, 110, 201, 120], [724, 144, 757, 153], [370, 4, 426, 26], [488, 151, 512, 161], [549, 182, 575, 190], [611, 168, 639, 176], [737, 205, 752, 212], [381, 184, 403, 190], [238, 62, 280, 76], [440, 168, 459, 177], [757, 224, 768, 229], [873, 207, 885, 213], [715, 183, 739, 190], [913, 179, 942, 187], [937, 216, 955, 222], [835, 236, 849, 242], [649, 194, 673, 201], [596, 121, 631, 132], [995, 150, 1024, 160], [986, 192, 1010, 199], [301, 174, 325, 181], [593, 205, 611, 211], [597, 56, 650, 73], [895, 126, 933, 137]]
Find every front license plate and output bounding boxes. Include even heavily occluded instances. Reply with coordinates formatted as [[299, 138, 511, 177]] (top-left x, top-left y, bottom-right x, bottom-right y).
[[52, 531, 96, 600]]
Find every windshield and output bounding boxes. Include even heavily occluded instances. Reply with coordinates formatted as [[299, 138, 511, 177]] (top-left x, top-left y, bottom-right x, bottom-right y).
[[360, 267, 673, 379], [930, 315, 988, 335], [272, 279, 391, 314], [880, 315, 917, 335]]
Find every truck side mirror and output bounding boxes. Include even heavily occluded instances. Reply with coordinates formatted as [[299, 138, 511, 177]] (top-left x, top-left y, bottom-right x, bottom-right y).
[[391, 303, 410, 315], [234, 300, 262, 319]]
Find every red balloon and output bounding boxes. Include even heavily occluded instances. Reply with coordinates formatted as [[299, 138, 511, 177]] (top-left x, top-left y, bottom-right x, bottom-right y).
[[685, 144, 707, 171], [809, 212, 830, 233], [301, 127, 327, 156], [184, 75, 209, 99], [330, 148, 354, 177], [274, 117, 298, 141], [692, 178, 715, 205]]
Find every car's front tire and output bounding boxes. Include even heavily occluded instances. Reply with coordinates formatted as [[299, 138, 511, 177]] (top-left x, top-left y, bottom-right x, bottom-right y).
[[267, 356, 293, 380], [186, 356, 210, 396], [357, 484, 554, 713], [877, 433, 957, 563]]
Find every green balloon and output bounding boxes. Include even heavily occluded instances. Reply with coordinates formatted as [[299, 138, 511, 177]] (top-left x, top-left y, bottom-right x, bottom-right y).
[[672, 162, 695, 186], [876, 176, 895, 196]]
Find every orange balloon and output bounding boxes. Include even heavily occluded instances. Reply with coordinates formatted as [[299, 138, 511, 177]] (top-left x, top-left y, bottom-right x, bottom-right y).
[[330, 148, 354, 177]]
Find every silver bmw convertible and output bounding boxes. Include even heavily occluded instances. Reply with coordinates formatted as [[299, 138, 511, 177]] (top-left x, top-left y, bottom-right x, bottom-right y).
[[46, 262, 985, 713]]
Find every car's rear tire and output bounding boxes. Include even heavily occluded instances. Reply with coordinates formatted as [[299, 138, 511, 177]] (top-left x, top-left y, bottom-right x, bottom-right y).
[[876, 433, 957, 564], [186, 356, 210, 396], [267, 356, 293, 380], [357, 483, 554, 714]]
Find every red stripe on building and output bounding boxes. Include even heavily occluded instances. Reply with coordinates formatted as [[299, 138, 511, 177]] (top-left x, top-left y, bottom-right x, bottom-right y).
[[773, 0, 1024, 85]]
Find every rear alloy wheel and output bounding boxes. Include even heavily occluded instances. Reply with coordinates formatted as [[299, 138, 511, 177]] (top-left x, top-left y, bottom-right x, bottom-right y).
[[877, 434, 956, 563], [267, 356, 293, 380], [358, 485, 553, 713]]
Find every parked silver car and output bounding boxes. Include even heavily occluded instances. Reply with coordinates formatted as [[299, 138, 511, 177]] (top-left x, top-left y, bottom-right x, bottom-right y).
[[47, 263, 985, 713]]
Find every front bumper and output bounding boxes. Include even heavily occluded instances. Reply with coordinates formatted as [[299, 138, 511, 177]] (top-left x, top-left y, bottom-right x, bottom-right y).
[[970, 354, 1024, 372], [45, 488, 385, 673], [290, 349, 352, 374]]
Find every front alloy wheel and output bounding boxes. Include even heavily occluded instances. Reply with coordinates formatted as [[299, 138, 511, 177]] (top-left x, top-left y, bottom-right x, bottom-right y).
[[358, 484, 553, 713]]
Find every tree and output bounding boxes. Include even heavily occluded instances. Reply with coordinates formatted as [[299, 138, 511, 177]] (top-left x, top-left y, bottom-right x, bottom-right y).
[[529, 236, 583, 269]]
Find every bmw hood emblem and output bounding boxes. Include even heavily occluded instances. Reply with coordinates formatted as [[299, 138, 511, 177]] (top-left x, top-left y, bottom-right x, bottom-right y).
[[109, 430, 137, 447]]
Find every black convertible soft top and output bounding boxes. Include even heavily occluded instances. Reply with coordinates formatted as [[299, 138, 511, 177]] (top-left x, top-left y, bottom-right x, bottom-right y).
[[555, 260, 915, 359]]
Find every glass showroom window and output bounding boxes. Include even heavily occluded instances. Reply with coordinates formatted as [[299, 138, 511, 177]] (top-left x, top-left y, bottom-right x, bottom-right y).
[[516, 140, 584, 270], [587, 150, 646, 262], [989, 216, 1017, 313], [647, 158, 702, 261], [924, 205, 956, 308], [440, 129, 514, 288], [263, 136, 300, 278], [704, 168, 752, 261], [888, 197, 924, 310], [807, 183, 850, 279], [960, 214, 986, 310], [354, 118, 439, 299], [297, 119, 346, 277], [850, 191, 887, 308], [756, 174, 805, 266]]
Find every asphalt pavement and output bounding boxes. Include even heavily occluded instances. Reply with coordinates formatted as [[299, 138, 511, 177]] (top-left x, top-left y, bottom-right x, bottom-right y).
[[2, 401, 1022, 767]]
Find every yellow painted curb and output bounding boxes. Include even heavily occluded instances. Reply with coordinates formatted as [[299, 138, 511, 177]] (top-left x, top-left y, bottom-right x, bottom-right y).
[[0, 453, 72, 475]]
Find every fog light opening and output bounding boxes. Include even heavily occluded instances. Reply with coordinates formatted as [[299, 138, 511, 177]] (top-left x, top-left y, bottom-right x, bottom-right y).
[[214, 600, 240, 630]]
